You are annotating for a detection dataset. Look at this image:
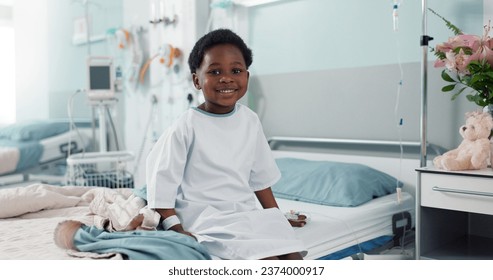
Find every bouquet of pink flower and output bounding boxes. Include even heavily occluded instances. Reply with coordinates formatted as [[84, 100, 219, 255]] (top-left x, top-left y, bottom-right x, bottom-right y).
[[430, 8, 493, 107]]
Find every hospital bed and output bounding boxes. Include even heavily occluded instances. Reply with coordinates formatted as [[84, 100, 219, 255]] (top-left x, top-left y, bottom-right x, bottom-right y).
[[268, 136, 436, 260], [0, 120, 94, 186], [0, 137, 436, 260]]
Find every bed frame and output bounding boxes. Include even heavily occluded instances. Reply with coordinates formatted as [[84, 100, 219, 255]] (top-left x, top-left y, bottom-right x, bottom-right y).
[[268, 136, 444, 197]]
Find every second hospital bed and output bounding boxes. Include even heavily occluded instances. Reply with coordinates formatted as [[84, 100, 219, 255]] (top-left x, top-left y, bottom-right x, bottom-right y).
[[0, 137, 430, 260], [0, 120, 94, 185]]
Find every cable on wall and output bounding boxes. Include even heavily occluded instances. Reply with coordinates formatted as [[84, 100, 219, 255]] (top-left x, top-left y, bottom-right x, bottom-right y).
[[133, 95, 159, 176], [67, 89, 89, 158], [105, 106, 120, 151]]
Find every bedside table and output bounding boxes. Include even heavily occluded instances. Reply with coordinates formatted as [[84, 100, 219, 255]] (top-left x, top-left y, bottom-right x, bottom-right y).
[[415, 167, 493, 260]]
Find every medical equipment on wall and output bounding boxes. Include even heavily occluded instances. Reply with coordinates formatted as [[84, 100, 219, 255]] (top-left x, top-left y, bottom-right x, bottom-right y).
[[86, 56, 115, 101], [71, 0, 106, 55], [206, 0, 236, 32], [139, 43, 182, 84], [392, 0, 401, 32], [114, 28, 130, 49], [127, 26, 145, 86], [85, 55, 125, 153], [105, 26, 145, 93], [149, 0, 178, 26]]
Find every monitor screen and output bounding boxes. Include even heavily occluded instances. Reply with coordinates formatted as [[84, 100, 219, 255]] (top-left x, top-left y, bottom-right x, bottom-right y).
[[89, 65, 111, 90], [86, 56, 115, 100]]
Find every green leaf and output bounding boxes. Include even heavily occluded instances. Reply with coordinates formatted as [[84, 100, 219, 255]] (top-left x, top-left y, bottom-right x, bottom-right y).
[[428, 8, 463, 35], [485, 72, 493, 79], [454, 47, 473, 55], [469, 74, 484, 85], [441, 70, 456, 82], [466, 94, 488, 107], [442, 84, 456, 92]]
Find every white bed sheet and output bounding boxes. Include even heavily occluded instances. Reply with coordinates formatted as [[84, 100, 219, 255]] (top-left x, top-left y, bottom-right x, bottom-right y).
[[0, 185, 127, 260], [0, 207, 96, 260], [277, 193, 414, 260]]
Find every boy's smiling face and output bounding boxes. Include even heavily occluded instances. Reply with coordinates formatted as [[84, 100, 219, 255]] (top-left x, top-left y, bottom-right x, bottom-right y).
[[193, 43, 249, 114]]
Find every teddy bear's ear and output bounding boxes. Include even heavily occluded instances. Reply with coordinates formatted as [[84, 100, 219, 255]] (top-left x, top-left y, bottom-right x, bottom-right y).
[[465, 111, 480, 120]]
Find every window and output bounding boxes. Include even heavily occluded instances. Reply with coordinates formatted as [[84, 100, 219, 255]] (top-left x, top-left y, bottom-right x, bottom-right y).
[[0, 7, 15, 126]]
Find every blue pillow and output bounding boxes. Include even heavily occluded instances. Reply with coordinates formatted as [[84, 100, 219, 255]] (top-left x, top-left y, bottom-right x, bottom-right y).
[[0, 120, 70, 141], [272, 158, 402, 207]]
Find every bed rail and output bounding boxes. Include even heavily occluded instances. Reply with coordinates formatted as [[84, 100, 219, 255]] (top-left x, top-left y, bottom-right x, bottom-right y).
[[268, 136, 447, 157]]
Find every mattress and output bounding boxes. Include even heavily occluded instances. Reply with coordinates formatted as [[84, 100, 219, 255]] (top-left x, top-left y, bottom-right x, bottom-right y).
[[276, 193, 414, 260]]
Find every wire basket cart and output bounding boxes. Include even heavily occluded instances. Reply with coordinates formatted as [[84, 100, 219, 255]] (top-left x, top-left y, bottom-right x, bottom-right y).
[[66, 151, 134, 188]]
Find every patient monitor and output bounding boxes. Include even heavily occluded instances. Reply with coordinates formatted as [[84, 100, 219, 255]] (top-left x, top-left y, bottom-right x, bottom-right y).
[[86, 56, 115, 100]]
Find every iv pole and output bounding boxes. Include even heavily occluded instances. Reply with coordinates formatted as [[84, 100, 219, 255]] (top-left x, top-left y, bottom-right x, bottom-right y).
[[420, 0, 433, 167]]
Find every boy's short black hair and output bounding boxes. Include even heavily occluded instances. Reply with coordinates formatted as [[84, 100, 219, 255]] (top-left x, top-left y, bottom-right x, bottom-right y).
[[188, 28, 253, 74]]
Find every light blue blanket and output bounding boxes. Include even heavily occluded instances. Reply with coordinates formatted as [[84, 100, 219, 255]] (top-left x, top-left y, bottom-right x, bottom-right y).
[[74, 225, 212, 260]]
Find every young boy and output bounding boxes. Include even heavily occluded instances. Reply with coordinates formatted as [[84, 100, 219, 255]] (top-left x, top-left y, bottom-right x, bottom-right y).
[[146, 28, 306, 260]]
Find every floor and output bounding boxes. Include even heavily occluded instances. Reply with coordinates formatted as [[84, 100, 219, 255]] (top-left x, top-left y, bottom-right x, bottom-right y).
[[363, 230, 416, 260]]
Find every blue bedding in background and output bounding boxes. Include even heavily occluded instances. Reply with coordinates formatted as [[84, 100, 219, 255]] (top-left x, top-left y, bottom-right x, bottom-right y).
[[273, 158, 401, 207], [0, 119, 92, 176], [0, 120, 70, 142], [0, 139, 43, 174]]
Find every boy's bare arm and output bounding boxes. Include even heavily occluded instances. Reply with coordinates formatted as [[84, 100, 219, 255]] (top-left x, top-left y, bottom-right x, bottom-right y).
[[255, 187, 306, 227], [254, 187, 279, 209], [155, 208, 196, 239]]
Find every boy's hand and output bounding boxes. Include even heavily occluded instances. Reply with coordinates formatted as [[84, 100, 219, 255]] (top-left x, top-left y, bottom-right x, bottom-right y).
[[169, 224, 197, 240], [288, 214, 307, 227]]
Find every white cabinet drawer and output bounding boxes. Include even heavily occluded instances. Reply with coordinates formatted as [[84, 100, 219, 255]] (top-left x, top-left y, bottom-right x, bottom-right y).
[[421, 172, 493, 215]]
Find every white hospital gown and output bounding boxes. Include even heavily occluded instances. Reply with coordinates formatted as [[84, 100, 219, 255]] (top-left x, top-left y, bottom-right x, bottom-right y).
[[146, 103, 306, 259]]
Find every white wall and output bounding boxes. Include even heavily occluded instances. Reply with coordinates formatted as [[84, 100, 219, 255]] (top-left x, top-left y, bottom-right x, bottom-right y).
[[486, 1, 493, 26], [13, 0, 50, 121], [13, 0, 122, 124], [0, 4, 14, 126], [245, 0, 485, 152], [122, 0, 210, 187]]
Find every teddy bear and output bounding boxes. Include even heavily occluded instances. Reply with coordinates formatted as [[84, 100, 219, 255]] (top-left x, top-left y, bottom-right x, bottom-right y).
[[433, 111, 493, 171]]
